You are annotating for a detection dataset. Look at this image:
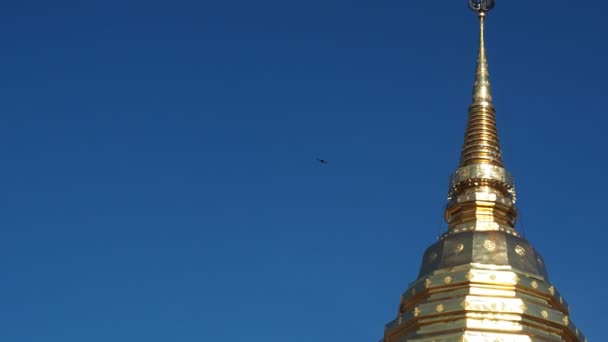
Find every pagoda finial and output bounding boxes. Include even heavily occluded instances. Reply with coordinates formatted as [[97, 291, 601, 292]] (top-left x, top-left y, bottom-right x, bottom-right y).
[[468, 0, 495, 15], [469, 0, 494, 104], [460, 0, 503, 167]]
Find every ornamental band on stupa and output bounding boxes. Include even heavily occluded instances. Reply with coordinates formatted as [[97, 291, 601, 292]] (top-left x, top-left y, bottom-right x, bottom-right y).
[[381, 1, 585, 341]]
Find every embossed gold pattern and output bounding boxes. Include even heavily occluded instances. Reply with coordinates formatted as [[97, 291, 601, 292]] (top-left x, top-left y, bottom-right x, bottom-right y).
[[483, 239, 496, 251]]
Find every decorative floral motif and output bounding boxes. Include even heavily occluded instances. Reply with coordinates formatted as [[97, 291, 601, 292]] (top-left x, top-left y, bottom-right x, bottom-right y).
[[454, 243, 465, 253], [483, 240, 496, 251]]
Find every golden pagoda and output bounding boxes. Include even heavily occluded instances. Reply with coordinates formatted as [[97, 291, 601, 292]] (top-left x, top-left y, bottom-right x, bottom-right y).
[[382, 1, 585, 341]]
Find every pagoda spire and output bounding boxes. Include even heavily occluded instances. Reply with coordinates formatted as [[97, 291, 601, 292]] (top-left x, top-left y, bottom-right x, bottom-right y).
[[381, 2, 586, 340], [460, 0, 504, 167], [444, 0, 518, 235]]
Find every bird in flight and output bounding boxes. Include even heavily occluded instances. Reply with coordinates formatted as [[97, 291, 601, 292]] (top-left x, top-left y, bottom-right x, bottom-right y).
[[316, 158, 329, 165]]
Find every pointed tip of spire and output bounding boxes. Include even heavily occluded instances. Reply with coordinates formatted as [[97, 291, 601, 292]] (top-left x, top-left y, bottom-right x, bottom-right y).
[[472, 15, 493, 105], [459, 6, 504, 167], [469, 0, 497, 106]]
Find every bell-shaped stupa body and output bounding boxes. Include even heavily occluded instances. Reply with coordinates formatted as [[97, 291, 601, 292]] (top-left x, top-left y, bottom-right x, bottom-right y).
[[382, 3, 585, 341]]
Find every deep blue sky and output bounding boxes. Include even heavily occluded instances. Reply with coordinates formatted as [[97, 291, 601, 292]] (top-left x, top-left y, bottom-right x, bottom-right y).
[[1, 1, 606, 341]]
